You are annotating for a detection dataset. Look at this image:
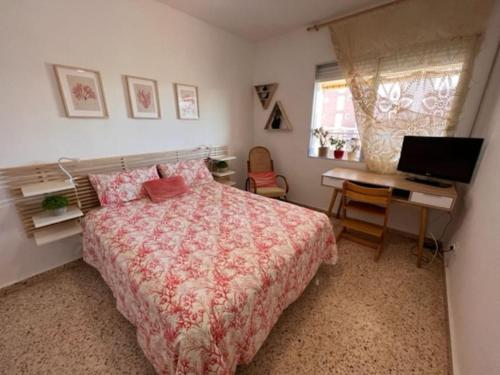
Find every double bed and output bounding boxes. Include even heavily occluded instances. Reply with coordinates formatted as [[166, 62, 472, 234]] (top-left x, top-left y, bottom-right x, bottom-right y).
[[82, 180, 337, 374]]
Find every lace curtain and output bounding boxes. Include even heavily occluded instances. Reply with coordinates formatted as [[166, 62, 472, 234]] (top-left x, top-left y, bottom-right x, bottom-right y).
[[329, 0, 494, 173]]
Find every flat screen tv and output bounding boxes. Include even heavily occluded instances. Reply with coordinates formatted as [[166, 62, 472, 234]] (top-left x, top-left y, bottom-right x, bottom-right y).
[[397, 136, 483, 186]]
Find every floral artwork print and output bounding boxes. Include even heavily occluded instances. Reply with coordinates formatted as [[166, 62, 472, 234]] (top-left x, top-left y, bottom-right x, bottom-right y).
[[67, 75, 101, 111], [72, 83, 97, 101], [82, 181, 337, 374], [54, 65, 107, 117], [126, 76, 160, 118], [175, 84, 199, 119], [133, 84, 155, 112], [137, 89, 152, 109]]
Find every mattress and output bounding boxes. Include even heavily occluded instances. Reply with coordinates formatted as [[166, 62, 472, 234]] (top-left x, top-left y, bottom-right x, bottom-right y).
[[82, 181, 337, 374]]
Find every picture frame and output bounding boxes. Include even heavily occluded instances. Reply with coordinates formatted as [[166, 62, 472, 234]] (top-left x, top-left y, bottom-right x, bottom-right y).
[[53, 64, 108, 118], [125, 75, 161, 119], [174, 83, 199, 120]]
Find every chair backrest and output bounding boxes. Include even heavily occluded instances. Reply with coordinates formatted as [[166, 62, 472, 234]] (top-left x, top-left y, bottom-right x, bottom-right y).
[[342, 181, 392, 207], [248, 146, 274, 173]]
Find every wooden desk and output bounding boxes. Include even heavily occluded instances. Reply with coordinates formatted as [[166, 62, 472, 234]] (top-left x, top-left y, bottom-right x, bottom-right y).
[[322, 168, 457, 267]]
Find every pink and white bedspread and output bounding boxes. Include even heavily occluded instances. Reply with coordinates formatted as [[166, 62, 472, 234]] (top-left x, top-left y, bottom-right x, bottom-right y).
[[82, 181, 337, 374]]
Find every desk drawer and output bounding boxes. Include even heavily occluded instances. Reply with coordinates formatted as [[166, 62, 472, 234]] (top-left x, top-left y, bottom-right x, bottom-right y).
[[322, 176, 344, 189], [410, 192, 454, 209]]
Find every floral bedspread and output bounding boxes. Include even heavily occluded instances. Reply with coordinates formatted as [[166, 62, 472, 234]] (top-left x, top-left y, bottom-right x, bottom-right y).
[[82, 182, 337, 374]]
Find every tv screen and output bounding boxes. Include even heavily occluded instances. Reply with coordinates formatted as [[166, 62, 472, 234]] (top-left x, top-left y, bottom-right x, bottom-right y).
[[397, 136, 483, 183]]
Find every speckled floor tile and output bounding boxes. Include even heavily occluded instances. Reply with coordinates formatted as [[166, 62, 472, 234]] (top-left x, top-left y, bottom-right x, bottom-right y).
[[0, 223, 450, 374]]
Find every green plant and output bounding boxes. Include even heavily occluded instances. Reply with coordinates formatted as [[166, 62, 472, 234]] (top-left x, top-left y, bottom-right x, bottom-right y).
[[329, 137, 346, 150], [312, 127, 329, 147], [348, 137, 360, 153], [215, 160, 228, 170], [42, 195, 69, 210]]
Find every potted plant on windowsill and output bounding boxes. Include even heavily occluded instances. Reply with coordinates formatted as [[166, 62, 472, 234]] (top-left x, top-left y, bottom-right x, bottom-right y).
[[330, 137, 346, 159], [312, 127, 329, 157], [347, 137, 361, 161], [42, 195, 69, 216]]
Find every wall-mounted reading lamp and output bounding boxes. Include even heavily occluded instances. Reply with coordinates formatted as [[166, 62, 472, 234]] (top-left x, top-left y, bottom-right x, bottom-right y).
[[57, 157, 80, 185]]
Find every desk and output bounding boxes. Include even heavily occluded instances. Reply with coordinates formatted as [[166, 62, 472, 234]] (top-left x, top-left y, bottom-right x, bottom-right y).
[[322, 168, 457, 267]]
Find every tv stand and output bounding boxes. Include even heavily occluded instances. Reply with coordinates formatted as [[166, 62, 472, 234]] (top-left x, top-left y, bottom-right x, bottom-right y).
[[405, 176, 452, 188]]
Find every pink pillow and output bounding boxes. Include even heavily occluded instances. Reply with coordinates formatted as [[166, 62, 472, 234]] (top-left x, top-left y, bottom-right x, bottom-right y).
[[248, 171, 278, 187], [144, 176, 189, 202], [158, 159, 213, 187], [89, 166, 159, 206]]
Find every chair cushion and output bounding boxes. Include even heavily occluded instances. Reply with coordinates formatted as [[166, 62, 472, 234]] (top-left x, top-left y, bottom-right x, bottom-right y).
[[256, 186, 286, 198], [248, 171, 278, 187]]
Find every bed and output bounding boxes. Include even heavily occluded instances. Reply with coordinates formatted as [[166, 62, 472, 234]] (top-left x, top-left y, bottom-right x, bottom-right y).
[[82, 181, 337, 374]]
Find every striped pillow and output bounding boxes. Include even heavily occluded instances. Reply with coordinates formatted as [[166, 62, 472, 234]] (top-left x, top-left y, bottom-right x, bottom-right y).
[[248, 172, 278, 187]]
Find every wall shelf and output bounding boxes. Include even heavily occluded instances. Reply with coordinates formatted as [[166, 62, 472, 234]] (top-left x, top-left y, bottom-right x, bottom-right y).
[[32, 206, 83, 229], [33, 220, 82, 246], [264, 101, 292, 131], [210, 155, 237, 162], [212, 170, 236, 178], [218, 180, 237, 186], [254, 83, 278, 110], [21, 180, 75, 198]]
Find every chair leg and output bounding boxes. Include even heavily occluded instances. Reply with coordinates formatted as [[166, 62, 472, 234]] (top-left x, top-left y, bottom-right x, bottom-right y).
[[374, 243, 383, 262], [337, 227, 345, 241], [374, 234, 385, 262]]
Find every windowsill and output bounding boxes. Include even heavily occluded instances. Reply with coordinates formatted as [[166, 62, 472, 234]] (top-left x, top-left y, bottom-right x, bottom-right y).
[[308, 150, 363, 163]]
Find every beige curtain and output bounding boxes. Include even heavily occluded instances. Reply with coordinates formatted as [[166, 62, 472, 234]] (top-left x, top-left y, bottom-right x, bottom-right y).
[[329, 0, 494, 174]]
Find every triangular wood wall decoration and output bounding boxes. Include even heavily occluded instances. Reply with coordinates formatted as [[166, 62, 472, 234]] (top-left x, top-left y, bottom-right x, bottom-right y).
[[264, 101, 292, 131], [254, 83, 278, 110]]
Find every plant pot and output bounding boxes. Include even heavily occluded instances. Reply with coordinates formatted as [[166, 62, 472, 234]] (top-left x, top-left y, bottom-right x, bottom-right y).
[[347, 151, 357, 161], [49, 207, 68, 216], [318, 146, 329, 158], [334, 150, 345, 159]]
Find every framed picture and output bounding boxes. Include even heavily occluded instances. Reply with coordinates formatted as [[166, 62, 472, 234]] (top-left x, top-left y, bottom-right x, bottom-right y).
[[125, 75, 161, 119], [53, 64, 108, 118], [174, 83, 199, 120]]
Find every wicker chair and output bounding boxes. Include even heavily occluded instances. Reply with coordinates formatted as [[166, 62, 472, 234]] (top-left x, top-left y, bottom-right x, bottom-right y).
[[245, 146, 289, 199]]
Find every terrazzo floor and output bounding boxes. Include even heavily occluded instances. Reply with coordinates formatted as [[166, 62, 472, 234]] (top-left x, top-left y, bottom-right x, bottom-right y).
[[0, 225, 450, 375]]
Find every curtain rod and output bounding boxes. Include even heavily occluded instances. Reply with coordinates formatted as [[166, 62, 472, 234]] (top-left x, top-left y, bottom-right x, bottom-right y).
[[306, 0, 405, 31]]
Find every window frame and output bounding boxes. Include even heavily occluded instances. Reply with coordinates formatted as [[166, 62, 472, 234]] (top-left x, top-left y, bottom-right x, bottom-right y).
[[308, 62, 362, 162]]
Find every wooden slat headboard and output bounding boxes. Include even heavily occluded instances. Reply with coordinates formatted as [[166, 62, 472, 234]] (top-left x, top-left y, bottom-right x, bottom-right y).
[[0, 145, 229, 236]]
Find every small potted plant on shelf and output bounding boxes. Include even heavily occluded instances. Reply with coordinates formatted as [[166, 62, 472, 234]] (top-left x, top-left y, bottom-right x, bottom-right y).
[[42, 195, 69, 216], [312, 127, 329, 157], [215, 160, 228, 172], [330, 137, 346, 159]]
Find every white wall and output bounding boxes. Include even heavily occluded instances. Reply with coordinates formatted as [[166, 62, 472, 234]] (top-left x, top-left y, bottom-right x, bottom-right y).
[[252, 13, 500, 235], [0, 0, 255, 288], [445, 50, 500, 375]]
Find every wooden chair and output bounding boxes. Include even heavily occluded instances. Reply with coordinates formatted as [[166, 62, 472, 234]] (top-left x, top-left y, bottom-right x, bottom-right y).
[[245, 146, 289, 199], [338, 181, 392, 261]]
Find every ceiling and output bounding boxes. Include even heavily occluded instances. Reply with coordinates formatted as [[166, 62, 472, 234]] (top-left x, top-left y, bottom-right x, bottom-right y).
[[157, 0, 389, 42]]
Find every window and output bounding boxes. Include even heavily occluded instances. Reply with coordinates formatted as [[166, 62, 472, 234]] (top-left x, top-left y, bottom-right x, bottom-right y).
[[309, 62, 360, 160]]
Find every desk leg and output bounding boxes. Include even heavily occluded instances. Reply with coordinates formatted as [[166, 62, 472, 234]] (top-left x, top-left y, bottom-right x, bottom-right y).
[[417, 206, 429, 268], [327, 188, 339, 217], [336, 192, 343, 219]]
